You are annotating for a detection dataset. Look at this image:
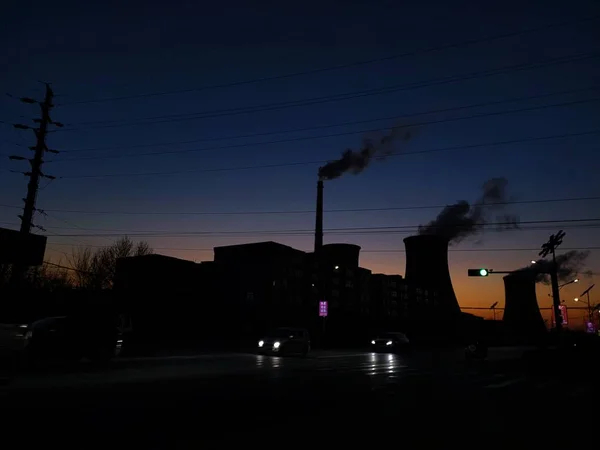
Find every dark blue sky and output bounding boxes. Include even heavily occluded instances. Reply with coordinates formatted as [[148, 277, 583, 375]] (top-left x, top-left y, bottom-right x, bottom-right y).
[[1, 0, 599, 321]]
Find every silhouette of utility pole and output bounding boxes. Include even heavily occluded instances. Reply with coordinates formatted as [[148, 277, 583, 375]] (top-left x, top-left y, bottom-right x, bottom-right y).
[[539, 230, 566, 333], [8, 83, 62, 283]]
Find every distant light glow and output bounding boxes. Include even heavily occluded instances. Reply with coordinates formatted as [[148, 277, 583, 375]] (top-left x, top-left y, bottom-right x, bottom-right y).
[[258, 340, 264, 347], [371, 340, 376, 345], [386, 340, 392, 346], [273, 341, 281, 349]]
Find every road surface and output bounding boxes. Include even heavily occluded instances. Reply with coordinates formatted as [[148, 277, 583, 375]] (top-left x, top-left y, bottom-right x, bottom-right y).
[[1, 347, 596, 447]]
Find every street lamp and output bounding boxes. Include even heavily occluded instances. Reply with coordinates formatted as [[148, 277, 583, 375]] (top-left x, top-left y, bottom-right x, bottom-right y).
[[574, 284, 595, 325], [559, 278, 579, 290], [490, 301, 498, 321], [547, 278, 580, 301]]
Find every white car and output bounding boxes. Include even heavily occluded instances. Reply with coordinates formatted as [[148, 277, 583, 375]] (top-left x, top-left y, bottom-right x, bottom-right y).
[[257, 327, 310, 356], [370, 332, 410, 353]]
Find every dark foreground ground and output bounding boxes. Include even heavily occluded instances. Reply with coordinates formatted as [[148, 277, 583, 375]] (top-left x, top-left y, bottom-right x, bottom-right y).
[[1, 346, 598, 448]]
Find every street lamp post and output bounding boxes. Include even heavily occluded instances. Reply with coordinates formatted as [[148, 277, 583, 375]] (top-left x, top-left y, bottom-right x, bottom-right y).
[[574, 284, 595, 326], [490, 301, 498, 321], [544, 279, 578, 328], [547, 279, 579, 298], [559, 279, 579, 290]]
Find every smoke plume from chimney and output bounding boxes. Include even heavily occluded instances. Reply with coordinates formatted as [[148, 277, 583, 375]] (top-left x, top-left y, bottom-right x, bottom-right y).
[[519, 250, 590, 284], [318, 126, 413, 180], [418, 177, 518, 244]]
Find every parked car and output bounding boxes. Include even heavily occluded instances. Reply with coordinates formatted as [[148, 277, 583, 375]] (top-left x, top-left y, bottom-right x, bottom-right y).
[[0, 313, 126, 369], [370, 332, 411, 353], [257, 327, 310, 356], [0, 322, 31, 352]]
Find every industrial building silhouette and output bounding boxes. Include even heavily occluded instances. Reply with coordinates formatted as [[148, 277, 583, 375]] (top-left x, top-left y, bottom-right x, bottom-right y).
[[105, 180, 546, 349], [113, 237, 487, 349]]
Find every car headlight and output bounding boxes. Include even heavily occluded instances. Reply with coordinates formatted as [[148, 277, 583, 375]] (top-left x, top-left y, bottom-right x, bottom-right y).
[[273, 341, 281, 349], [258, 340, 264, 347], [386, 340, 393, 346], [371, 340, 376, 345]]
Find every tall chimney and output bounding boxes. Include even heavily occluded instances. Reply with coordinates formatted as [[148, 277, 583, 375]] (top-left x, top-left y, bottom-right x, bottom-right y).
[[503, 272, 547, 342], [315, 180, 324, 253]]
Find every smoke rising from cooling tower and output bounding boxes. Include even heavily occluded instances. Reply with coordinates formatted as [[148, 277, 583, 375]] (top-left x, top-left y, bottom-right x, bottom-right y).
[[519, 250, 591, 284], [318, 126, 413, 180], [418, 177, 518, 244]]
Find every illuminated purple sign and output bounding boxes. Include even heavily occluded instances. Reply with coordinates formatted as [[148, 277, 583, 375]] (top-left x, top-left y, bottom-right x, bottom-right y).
[[586, 322, 596, 334], [319, 301, 328, 317]]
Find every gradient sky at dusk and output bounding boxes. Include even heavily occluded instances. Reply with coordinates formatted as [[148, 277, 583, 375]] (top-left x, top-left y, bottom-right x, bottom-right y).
[[1, 0, 599, 325]]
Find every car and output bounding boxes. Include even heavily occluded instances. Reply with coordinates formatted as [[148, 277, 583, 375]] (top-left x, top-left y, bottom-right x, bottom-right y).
[[0, 313, 126, 370], [370, 332, 410, 353], [0, 322, 31, 354], [257, 327, 310, 356]]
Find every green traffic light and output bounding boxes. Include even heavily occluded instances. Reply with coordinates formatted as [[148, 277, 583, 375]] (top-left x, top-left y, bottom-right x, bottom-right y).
[[479, 269, 488, 276]]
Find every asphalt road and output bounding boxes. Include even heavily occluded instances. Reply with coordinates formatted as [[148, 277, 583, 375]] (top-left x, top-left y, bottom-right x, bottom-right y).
[[1, 347, 597, 447]]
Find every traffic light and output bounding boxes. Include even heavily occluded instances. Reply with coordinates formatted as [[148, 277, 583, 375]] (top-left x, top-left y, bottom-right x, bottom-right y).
[[468, 268, 490, 277]]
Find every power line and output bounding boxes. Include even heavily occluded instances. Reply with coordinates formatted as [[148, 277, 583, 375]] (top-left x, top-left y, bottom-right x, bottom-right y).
[[48, 129, 600, 179], [58, 51, 600, 131], [22, 224, 600, 238], [44, 228, 95, 249], [53, 96, 600, 163], [58, 86, 600, 154], [43, 260, 89, 274], [9, 217, 600, 238], [43, 242, 600, 253], [56, 15, 600, 106], [1, 195, 598, 216], [43, 211, 116, 246]]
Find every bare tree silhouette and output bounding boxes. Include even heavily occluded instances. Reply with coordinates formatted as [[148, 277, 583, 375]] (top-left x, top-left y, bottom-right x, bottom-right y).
[[68, 237, 153, 289]]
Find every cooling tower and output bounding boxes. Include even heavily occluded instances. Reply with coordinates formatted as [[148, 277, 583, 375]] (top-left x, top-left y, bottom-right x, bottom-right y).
[[503, 272, 547, 341], [403, 235, 461, 317], [321, 243, 361, 268], [314, 180, 324, 253]]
